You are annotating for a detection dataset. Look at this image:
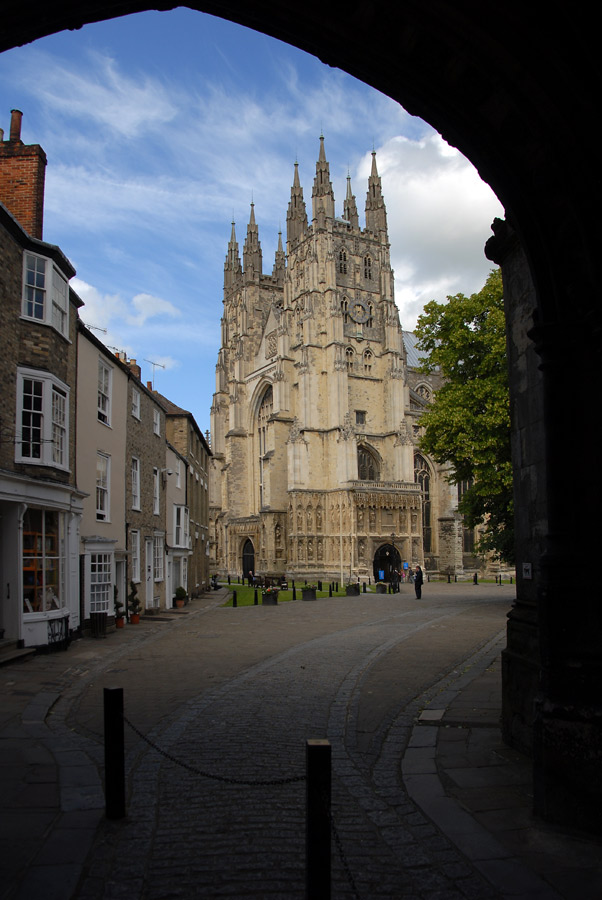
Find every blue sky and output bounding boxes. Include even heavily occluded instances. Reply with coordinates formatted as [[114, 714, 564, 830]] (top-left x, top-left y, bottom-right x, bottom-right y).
[[0, 9, 503, 434]]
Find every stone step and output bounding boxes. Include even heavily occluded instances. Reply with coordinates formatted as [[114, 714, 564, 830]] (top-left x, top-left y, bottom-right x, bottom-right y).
[[0, 640, 36, 667]]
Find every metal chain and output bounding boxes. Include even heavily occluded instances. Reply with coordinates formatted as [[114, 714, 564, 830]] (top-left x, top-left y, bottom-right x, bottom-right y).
[[123, 715, 306, 786], [322, 789, 364, 900]]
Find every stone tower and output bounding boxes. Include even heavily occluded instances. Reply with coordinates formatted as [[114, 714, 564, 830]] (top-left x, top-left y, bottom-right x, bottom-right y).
[[209, 138, 462, 582]]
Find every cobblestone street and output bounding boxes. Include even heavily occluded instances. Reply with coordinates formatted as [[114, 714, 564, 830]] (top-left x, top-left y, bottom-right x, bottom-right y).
[[3, 585, 600, 899]]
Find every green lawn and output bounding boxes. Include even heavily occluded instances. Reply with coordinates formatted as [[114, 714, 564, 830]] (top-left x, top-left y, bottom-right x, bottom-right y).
[[221, 583, 372, 607]]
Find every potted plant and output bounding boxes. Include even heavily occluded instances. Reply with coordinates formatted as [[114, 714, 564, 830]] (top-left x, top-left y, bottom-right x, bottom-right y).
[[128, 580, 142, 624], [301, 583, 318, 601], [375, 581, 388, 594], [262, 585, 279, 606], [345, 582, 360, 596], [114, 585, 125, 628], [174, 586, 187, 609]]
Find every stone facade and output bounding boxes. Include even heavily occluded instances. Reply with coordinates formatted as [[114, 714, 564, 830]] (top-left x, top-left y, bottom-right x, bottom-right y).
[[209, 139, 464, 583]]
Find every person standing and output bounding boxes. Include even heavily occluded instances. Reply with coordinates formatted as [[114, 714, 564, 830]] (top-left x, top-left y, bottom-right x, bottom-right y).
[[414, 565, 424, 599]]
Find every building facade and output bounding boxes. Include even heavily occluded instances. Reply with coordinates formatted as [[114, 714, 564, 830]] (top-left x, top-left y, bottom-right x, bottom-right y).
[[0, 110, 83, 648], [209, 138, 464, 583]]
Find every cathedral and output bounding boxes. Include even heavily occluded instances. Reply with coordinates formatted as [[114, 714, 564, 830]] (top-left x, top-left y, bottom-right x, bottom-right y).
[[208, 138, 465, 583]]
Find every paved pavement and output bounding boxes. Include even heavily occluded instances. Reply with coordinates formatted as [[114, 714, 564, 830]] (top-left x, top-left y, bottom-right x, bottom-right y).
[[1, 585, 600, 899]]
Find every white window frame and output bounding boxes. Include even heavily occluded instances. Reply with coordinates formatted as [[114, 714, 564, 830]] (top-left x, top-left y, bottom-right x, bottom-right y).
[[98, 359, 112, 425], [175, 458, 181, 489], [153, 468, 160, 515], [130, 530, 140, 583], [96, 452, 110, 521], [153, 408, 161, 436], [131, 457, 141, 510], [131, 388, 141, 420], [89, 552, 113, 613], [153, 535, 164, 582], [15, 368, 70, 470], [173, 505, 190, 549], [22, 252, 69, 338]]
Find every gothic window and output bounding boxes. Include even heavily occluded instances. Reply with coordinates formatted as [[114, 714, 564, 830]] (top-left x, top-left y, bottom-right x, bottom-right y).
[[364, 256, 372, 280], [358, 445, 379, 481], [367, 303, 374, 327], [345, 346, 355, 371], [355, 410, 366, 425], [339, 249, 347, 274], [414, 453, 432, 553], [363, 349, 373, 373], [258, 386, 273, 508], [416, 383, 432, 401], [341, 298, 349, 323]]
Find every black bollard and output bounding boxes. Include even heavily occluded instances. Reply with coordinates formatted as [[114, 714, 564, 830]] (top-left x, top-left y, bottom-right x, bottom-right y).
[[254, 588, 258, 605], [363, 582, 366, 593], [232, 590, 237, 607], [104, 687, 125, 819], [228, 575, 231, 585], [473, 572, 478, 585], [306, 739, 331, 900], [318, 580, 322, 591], [293, 585, 297, 601], [448, 573, 451, 584], [329, 584, 332, 597]]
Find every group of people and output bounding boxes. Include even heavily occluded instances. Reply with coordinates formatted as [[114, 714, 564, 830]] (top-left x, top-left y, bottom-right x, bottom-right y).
[[391, 565, 423, 599]]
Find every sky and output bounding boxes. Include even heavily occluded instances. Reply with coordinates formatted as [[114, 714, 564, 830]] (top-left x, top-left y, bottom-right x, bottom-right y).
[[0, 8, 504, 434]]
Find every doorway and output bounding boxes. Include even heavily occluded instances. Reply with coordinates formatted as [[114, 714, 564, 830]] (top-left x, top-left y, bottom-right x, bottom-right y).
[[242, 539, 255, 581], [373, 544, 401, 583]]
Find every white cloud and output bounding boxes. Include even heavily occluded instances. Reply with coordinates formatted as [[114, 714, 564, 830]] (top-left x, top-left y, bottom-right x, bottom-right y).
[[127, 293, 181, 327]]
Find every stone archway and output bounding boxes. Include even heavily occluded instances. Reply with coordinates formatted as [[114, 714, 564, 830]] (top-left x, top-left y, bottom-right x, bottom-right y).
[[373, 543, 401, 584], [242, 538, 255, 581], [2, 1, 601, 831]]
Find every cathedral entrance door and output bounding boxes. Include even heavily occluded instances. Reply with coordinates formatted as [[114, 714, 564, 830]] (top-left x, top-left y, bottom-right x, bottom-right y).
[[373, 544, 401, 583], [242, 539, 255, 581]]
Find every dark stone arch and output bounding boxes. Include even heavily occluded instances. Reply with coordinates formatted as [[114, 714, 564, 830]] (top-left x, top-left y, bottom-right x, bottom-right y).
[[2, 0, 600, 831]]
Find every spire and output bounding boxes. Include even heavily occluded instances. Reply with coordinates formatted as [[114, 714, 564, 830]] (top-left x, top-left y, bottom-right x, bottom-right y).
[[243, 201, 263, 280], [312, 135, 335, 223], [343, 173, 359, 229], [365, 150, 388, 237], [224, 220, 242, 293], [286, 161, 308, 245], [272, 230, 286, 284]]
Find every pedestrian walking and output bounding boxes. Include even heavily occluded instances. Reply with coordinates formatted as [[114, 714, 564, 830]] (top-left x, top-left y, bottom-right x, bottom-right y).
[[414, 565, 423, 599]]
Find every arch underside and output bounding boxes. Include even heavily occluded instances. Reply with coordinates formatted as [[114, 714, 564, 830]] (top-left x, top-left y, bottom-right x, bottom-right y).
[[3, 0, 601, 832]]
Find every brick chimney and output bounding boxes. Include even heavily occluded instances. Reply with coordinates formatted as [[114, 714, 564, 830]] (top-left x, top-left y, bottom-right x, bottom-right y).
[[0, 109, 47, 239]]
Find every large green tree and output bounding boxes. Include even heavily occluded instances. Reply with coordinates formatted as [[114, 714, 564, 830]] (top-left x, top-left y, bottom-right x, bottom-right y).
[[414, 268, 514, 563]]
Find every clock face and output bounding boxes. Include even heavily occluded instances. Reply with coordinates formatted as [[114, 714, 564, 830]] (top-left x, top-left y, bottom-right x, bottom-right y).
[[350, 298, 370, 323]]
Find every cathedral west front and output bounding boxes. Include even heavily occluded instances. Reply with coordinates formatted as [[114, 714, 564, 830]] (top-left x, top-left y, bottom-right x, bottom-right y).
[[209, 137, 465, 583]]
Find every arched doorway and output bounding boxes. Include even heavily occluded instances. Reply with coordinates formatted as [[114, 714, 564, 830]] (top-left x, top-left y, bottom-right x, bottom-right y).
[[2, 0, 600, 832], [242, 539, 254, 581], [373, 543, 401, 584]]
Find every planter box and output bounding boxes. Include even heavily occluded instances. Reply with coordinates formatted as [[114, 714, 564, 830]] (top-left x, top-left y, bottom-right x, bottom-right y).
[[346, 585, 360, 596], [262, 592, 279, 605], [376, 583, 388, 594], [301, 588, 317, 601]]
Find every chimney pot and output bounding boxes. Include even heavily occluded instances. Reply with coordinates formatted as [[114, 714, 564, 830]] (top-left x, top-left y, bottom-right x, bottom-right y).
[[147, 381, 153, 391], [9, 109, 23, 142]]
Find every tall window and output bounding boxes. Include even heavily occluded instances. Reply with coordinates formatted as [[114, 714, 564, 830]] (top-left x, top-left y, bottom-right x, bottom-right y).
[[131, 457, 140, 510], [90, 553, 112, 613], [339, 249, 347, 274], [22, 508, 65, 614], [153, 468, 160, 515], [358, 446, 379, 481], [98, 360, 112, 425], [22, 253, 69, 337], [363, 256, 372, 280], [345, 346, 355, 370], [131, 388, 140, 419], [153, 408, 161, 435], [363, 349, 373, 373], [130, 530, 140, 583], [16, 369, 70, 470], [415, 454, 432, 553], [174, 506, 190, 548], [258, 386, 273, 508], [153, 535, 164, 582], [458, 479, 476, 553], [96, 453, 110, 521]]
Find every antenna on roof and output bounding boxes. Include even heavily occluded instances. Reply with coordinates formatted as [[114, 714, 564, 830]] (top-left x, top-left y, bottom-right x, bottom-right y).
[[83, 322, 107, 334], [144, 358, 165, 389]]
